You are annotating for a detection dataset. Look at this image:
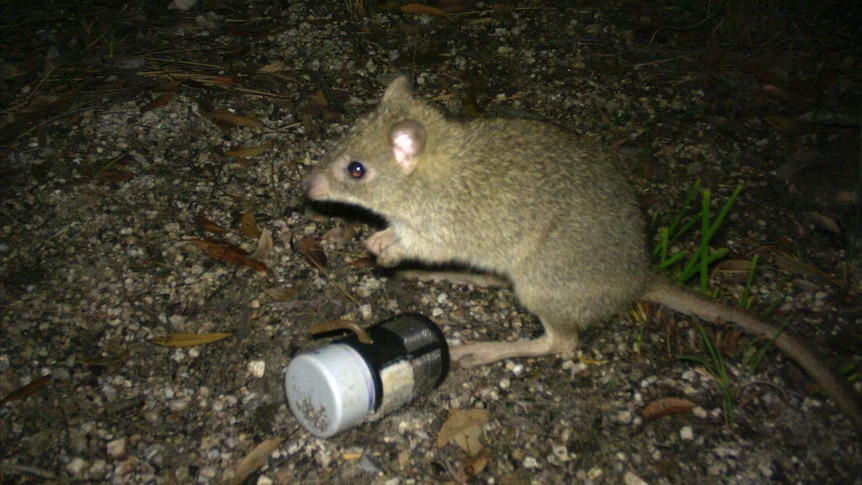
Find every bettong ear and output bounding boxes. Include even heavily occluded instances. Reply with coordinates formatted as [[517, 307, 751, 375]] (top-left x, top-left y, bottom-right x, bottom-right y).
[[382, 76, 411, 104], [390, 119, 426, 174]]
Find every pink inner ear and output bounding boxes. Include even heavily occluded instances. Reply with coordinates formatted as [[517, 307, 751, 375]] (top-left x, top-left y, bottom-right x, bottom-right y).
[[392, 133, 416, 165]]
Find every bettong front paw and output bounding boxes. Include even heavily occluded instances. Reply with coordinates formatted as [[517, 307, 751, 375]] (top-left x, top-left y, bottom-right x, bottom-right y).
[[366, 228, 403, 267]]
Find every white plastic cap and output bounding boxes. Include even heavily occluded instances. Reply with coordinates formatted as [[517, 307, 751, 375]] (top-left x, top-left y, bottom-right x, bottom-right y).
[[284, 344, 375, 438]]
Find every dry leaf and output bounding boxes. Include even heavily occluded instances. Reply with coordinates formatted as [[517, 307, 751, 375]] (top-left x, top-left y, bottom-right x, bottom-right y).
[[774, 150, 819, 181], [79, 353, 128, 367], [463, 84, 483, 118], [225, 142, 271, 159], [313, 85, 328, 108], [642, 397, 696, 419], [401, 3, 450, 17], [805, 211, 841, 234], [224, 437, 285, 485], [209, 76, 239, 85], [0, 375, 51, 405], [397, 23, 421, 35], [299, 236, 327, 269], [349, 257, 376, 268], [240, 211, 260, 239], [149, 333, 233, 347], [194, 215, 228, 234], [301, 110, 318, 138], [79, 342, 129, 366], [201, 110, 264, 128], [656, 145, 674, 158], [257, 61, 285, 73], [439, 0, 471, 13], [771, 247, 844, 288], [249, 228, 273, 261], [262, 287, 296, 301], [761, 84, 788, 99], [437, 409, 489, 455], [232, 157, 252, 168], [140, 90, 176, 113], [189, 237, 249, 258], [713, 259, 752, 275], [244, 259, 275, 276], [461, 449, 489, 478], [99, 168, 134, 183], [188, 238, 274, 275], [0, 63, 23, 79], [762, 115, 796, 134]]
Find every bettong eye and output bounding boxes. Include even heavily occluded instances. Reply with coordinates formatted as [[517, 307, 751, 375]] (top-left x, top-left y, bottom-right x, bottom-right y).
[[347, 160, 366, 179]]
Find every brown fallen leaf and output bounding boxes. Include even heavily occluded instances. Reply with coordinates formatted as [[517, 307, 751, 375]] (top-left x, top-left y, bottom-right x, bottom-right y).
[[463, 84, 483, 118], [262, 287, 296, 301], [225, 142, 271, 159], [208, 77, 239, 85], [762, 114, 796, 134], [95, 153, 135, 183], [298, 236, 327, 269], [99, 168, 134, 183], [401, 3, 450, 17], [805, 211, 841, 234], [149, 333, 233, 348], [224, 437, 285, 485], [194, 215, 228, 234], [232, 157, 253, 168], [643, 397, 696, 419], [257, 61, 285, 74], [249, 228, 273, 261], [349, 257, 376, 268], [0, 375, 51, 405], [300, 110, 318, 139], [713, 258, 752, 275], [79, 344, 130, 367], [460, 448, 489, 479], [140, 90, 176, 113], [437, 409, 489, 455], [240, 211, 260, 239], [244, 259, 275, 276], [439, 0, 471, 13], [189, 237, 248, 259], [187, 238, 274, 276], [79, 354, 128, 367], [200, 110, 264, 128]]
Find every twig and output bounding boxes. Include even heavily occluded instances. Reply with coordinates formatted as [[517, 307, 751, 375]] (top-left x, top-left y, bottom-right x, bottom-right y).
[[0, 462, 57, 479]]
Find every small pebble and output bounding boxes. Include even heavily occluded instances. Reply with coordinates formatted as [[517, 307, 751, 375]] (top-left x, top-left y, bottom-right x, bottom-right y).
[[680, 426, 694, 441]]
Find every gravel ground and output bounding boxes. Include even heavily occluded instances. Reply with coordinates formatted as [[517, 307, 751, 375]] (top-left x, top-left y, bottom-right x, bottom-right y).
[[1, 1, 861, 484]]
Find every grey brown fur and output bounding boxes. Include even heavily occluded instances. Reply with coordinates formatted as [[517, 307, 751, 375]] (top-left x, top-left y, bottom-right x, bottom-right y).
[[303, 76, 862, 428]]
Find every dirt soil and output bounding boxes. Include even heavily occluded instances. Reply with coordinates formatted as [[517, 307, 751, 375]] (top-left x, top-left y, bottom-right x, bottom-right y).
[[1, 1, 861, 484]]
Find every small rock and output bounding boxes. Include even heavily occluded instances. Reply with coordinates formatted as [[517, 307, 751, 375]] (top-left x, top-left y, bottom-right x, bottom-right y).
[[107, 438, 128, 458], [624, 471, 649, 485], [248, 360, 266, 378], [552, 445, 570, 462], [66, 457, 88, 477], [679, 426, 694, 441]]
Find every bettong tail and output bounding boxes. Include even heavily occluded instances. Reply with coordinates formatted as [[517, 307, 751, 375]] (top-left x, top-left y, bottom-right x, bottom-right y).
[[643, 281, 862, 430]]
